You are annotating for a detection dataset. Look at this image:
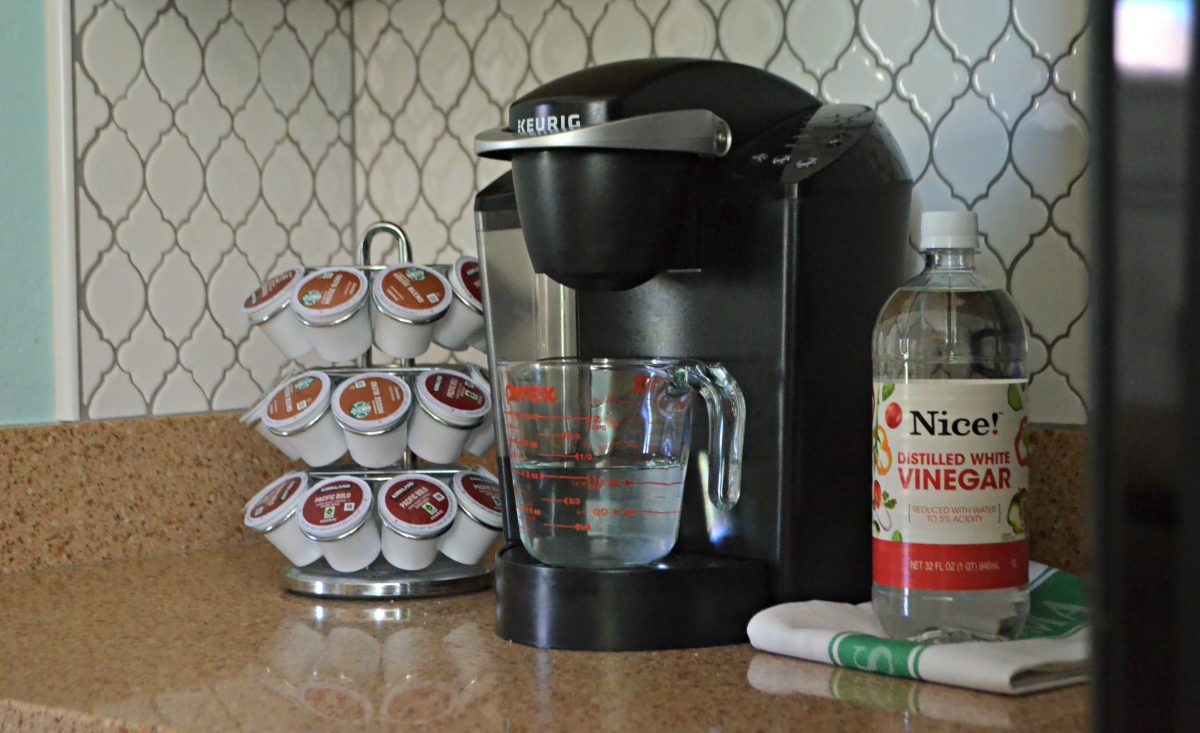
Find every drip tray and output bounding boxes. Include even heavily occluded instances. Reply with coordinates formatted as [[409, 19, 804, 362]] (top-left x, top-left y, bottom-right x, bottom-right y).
[[494, 545, 771, 651], [284, 556, 492, 599]]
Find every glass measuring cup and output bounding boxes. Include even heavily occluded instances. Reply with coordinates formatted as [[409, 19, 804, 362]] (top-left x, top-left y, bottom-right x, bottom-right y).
[[497, 358, 745, 568]]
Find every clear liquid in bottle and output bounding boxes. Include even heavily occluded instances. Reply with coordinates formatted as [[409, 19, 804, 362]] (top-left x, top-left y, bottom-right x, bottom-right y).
[[870, 211, 1031, 643]]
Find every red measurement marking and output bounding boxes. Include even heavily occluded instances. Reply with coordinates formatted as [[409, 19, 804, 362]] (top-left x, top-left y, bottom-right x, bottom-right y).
[[503, 411, 596, 422], [542, 522, 591, 532], [592, 507, 681, 517], [541, 497, 582, 506], [509, 437, 539, 448], [538, 451, 594, 461], [539, 472, 590, 482], [624, 480, 683, 487]]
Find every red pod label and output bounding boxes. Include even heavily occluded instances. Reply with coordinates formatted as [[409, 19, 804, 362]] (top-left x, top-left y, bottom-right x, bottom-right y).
[[461, 474, 502, 513], [380, 267, 447, 311], [267, 375, 325, 420], [425, 373, 487, 411], [302, 480, 365, 526], [244, 269, 298, 309], [338, 376, 407, 421], [384, 478, 451, 525], [457, 258, 482, 304], [297, 269, 361, 310], [871, 380, 1029, 591], [250, 475, 305, 519]]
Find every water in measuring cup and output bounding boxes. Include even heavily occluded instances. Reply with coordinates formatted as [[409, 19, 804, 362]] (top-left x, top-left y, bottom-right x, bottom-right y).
[[511, 460, 687, 568]]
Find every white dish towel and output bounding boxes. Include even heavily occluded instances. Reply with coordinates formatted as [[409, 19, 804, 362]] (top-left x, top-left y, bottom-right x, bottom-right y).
[[747, 563, 1089, 695]]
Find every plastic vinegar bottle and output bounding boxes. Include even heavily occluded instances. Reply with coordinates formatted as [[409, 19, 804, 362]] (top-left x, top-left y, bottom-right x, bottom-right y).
[[870, 211, 1031, 642]]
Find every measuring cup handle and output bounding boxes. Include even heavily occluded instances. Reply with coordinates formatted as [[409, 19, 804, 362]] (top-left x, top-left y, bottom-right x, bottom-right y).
[[687, 363, 745, 511]]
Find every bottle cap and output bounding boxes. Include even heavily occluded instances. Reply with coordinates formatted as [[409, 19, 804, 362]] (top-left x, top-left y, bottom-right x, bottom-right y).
[[919, 211, 980, 251]]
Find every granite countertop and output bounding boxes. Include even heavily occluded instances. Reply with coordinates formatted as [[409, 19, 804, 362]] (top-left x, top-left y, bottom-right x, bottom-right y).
[[0, 543, 1088, 732]]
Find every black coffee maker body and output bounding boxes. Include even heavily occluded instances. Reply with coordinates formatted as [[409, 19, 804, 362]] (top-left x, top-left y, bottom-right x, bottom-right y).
[[472, 59, 912, 651]]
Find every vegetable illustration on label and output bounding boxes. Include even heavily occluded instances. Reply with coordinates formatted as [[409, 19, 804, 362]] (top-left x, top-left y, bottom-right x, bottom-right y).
[[1008, 384, 1023, 411], [1014, 416, 1030, 468], [884, 402, 902, 429], [1007, 487, 1028, 536], [871, 478, 899, 538]]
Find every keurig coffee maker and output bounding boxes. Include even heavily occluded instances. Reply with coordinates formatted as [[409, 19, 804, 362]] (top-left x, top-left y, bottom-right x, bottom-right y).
[[472, 59, 912, 650]]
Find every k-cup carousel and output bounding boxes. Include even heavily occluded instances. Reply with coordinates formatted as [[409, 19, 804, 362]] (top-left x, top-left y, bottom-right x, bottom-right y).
[[239, 222, 500, 599]]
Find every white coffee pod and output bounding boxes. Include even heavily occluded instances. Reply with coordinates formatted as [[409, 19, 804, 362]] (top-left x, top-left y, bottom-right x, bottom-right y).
[[377, 474, 458, 570], [262, 371, 346, 467], [431, 256, 485, 351], [439, 469, 503, 565], [291, 268, 372, 362], [408, 369, 492, 464], [462, 366, 495, 457], [241, 266, 313, 359], [244, 471, 321, 567], [241, 389, 301, 460], [298, 476, 380, 573], [331, 373, 413, 468], [372, 264, 452, 359]]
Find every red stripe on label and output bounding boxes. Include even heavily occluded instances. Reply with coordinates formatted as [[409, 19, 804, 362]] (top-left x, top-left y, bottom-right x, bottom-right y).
[[873, 539, 1029, 590]]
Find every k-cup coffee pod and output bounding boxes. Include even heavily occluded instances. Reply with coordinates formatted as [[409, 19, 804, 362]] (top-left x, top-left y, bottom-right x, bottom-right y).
[[431, 256, 485, 351], [241, 389, 301, 461], [408, 369, 492, 464], [241, 267, 313, 359], [298, 476, 380, 573], [439, 469, 503, 565], [331, 373, 413, 468], [462, 366, 495, 457], [291, 268, 372, 362], [262, 371, 347, 466], [244, 472, 321, 567], [377, 474, 458, 570], [372, 264, 452, 359]]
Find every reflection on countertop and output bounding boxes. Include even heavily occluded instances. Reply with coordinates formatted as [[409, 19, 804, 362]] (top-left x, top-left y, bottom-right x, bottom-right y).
[[0, 544, 1088, 732]]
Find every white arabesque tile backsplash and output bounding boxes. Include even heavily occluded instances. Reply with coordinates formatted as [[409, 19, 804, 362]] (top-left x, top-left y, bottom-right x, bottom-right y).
[[73, 0, 1092, 425]]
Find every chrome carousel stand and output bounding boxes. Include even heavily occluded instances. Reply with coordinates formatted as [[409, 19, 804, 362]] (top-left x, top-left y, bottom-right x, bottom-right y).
[[256, 222, 494, 599]]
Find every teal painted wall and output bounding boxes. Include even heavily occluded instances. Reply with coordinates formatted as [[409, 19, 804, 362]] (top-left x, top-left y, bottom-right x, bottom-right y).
[[0, 1, 55, 425]]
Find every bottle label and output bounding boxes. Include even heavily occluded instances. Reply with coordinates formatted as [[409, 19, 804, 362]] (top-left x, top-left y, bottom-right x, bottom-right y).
[[871, 380, 1030, 591]]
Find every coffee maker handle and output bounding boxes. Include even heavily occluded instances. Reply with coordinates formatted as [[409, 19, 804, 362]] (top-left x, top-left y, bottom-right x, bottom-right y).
[[687, 363, 745, 511]]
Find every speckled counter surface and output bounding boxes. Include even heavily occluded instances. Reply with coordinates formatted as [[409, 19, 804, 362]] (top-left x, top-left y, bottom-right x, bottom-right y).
[[0, 544, 1088, 733]]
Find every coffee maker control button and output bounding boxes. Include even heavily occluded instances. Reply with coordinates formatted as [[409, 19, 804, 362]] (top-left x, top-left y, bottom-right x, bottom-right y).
[[771, 155, 790, 167], [795, 157, 818, 169], [750, 152, 768, 164]]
